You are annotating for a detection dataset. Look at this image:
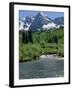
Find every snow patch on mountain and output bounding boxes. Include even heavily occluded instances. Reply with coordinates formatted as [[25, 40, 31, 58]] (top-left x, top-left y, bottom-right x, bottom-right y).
[[19, 20, 24, 30], [24, 24, 30, 31], [42, 22, 56, 30]]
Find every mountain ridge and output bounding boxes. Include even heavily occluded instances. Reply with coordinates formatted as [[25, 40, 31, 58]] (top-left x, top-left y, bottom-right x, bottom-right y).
[[19, 12, 64, 31]]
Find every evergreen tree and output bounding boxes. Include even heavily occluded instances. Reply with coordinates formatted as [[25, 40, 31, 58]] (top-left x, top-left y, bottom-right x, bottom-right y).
[[28, 29, 33, 43], [53, 35, 58, 44], [22, 30, 25, 43]]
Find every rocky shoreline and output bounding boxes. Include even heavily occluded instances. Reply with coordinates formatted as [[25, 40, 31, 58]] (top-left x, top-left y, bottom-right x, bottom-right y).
[[20, 54, 64, 63], [40, 54, 64, 60]]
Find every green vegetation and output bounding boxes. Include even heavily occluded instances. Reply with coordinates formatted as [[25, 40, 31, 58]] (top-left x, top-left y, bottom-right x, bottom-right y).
[[19, 28, 64, 62]]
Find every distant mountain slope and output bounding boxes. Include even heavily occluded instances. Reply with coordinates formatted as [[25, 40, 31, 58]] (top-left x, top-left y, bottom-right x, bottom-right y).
[[54, 17, 64, 25]]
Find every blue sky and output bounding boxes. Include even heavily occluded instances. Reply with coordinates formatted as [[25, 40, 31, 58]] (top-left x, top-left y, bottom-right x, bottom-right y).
[[19, 10, 64, 20]]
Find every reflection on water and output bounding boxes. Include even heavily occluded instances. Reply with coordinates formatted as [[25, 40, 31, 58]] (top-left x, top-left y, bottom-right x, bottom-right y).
[[19, 58, 64, 79]]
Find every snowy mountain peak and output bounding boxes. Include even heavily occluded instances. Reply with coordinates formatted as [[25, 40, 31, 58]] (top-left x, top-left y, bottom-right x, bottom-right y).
[[38, 12, 44, 16], [29, 12, 52, 31]]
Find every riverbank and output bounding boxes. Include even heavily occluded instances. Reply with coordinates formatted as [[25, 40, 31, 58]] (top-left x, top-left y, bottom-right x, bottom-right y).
[[19, 54, 64, 63], [40, 54, 64, 60]]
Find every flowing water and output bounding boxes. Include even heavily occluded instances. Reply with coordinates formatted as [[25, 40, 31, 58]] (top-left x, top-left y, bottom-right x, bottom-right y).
[[19, 55, 64, 79]]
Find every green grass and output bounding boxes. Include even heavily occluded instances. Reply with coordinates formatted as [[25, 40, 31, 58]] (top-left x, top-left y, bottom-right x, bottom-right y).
[[19, 28, 64, 62]]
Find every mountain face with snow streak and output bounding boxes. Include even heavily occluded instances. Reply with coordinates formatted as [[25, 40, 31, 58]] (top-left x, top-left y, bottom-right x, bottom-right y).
[[19, 12, 64, 31], [29, 12, 54, 31], [24, 16, 34, 24], [19, 16, 34, 31]]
